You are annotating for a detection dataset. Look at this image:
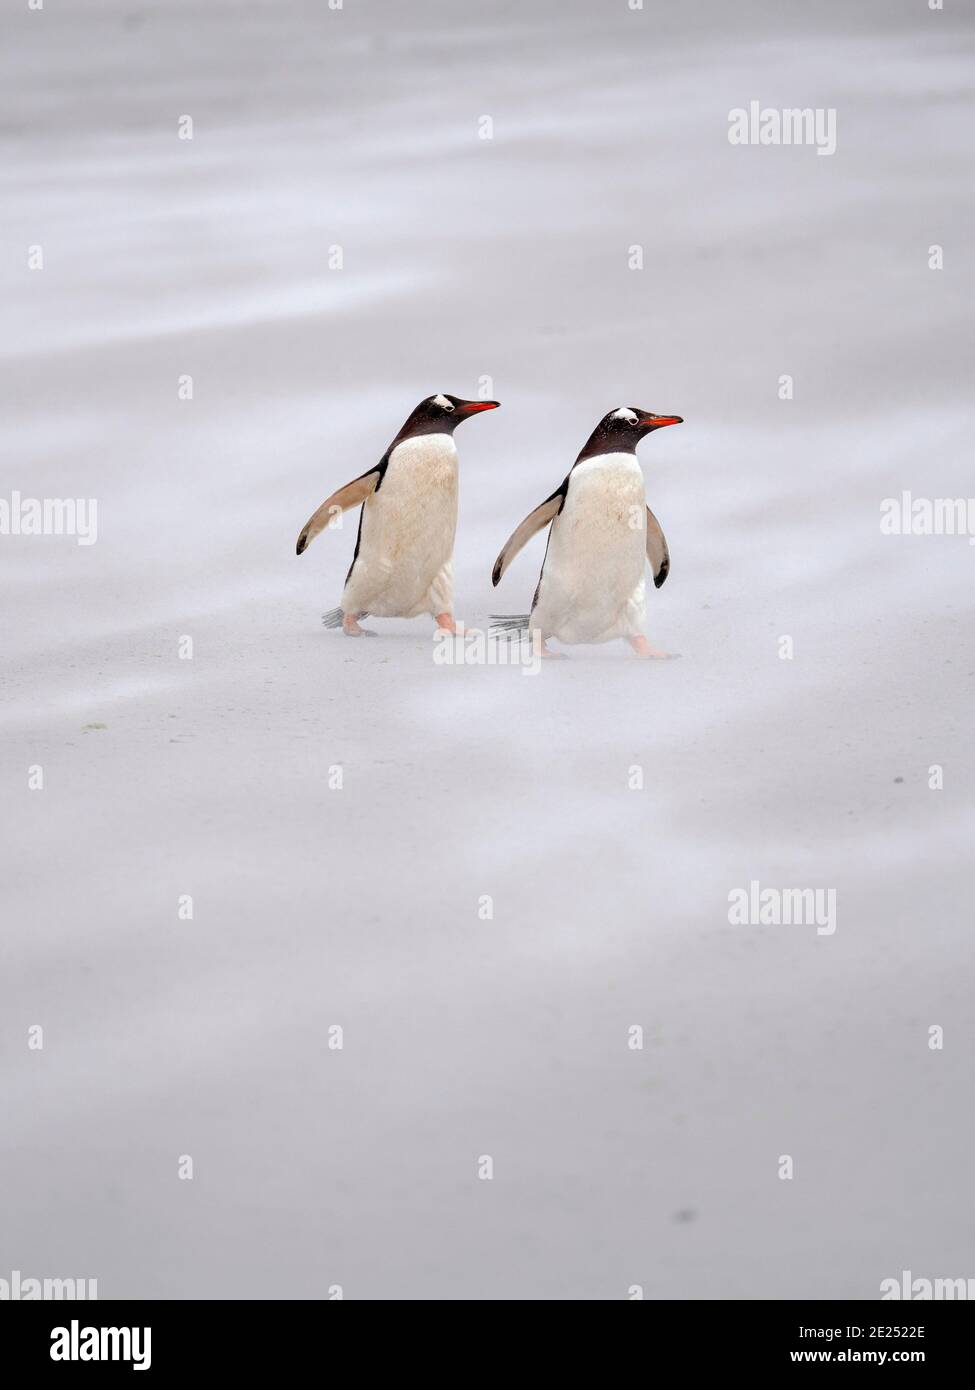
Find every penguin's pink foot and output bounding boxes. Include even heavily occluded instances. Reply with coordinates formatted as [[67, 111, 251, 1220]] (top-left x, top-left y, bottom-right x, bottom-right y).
[[628, 636, 675, 659], [343, 612, 376, 637], [540, 638, 567, 660], [434, 612, 457, 634]]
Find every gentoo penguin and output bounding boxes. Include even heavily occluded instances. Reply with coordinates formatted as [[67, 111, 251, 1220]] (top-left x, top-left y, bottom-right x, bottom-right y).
[[491, 406, 682, 658], [296, 394, 499, 635]]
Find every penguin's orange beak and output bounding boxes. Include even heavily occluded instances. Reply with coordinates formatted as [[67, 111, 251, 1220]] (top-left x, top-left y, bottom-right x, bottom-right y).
[[455, 400, 500, 414], [642, 414, 683, 429]]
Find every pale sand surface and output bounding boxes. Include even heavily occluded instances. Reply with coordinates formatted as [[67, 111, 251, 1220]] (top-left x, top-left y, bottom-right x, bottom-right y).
[[1, 1, 973, 1297]]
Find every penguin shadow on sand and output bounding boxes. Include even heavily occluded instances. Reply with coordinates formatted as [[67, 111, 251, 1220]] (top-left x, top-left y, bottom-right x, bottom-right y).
[[295, 396, 681, 660]]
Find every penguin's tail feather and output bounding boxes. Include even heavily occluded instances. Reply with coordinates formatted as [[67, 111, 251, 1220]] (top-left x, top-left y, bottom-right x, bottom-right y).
[[489, 613, 531, 639], [322, 608, 371, 629]]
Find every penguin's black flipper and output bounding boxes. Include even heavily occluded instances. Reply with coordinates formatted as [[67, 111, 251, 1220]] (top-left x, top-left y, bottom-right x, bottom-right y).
[[491, 481, 567, 586], [296, 465, 383, 555], [646, 506, 670, 589]]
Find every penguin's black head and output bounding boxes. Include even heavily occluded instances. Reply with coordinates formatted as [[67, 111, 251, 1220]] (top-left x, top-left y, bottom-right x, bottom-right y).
[[577, 406, 683, 461], [395, 394, 500, 442]]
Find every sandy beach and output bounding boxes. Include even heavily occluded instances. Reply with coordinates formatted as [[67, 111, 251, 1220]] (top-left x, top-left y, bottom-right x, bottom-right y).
[[2, 0, 973, 1298]]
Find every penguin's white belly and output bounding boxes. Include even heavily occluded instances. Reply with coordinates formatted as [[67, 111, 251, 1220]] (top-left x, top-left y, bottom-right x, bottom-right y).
[[533, 454, 647, 643], [342, 434, 458, 618]]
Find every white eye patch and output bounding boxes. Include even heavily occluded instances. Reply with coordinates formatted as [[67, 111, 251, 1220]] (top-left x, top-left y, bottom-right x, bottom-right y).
[[611, 407, 638, 424], [431, 394, 454, 411]]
